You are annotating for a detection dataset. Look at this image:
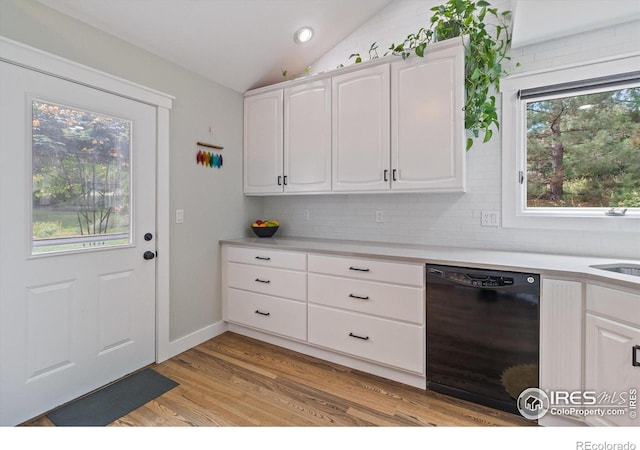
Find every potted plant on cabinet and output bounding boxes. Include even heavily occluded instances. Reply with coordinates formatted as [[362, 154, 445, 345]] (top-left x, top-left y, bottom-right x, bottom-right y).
[[362, 0, 515, 150]]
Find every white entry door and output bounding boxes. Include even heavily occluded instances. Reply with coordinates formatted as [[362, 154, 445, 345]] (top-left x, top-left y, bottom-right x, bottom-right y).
[[0, 61, 157, 426]]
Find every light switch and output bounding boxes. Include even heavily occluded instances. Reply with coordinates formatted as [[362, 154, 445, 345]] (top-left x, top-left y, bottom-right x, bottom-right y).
[[176, 209, 184, 224]]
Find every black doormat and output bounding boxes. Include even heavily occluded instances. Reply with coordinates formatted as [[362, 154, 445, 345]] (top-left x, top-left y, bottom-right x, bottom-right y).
[[47, 368, 178, 426]]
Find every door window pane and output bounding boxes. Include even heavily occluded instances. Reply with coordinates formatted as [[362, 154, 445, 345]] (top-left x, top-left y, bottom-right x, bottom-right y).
[[32, 100, 132, 254]]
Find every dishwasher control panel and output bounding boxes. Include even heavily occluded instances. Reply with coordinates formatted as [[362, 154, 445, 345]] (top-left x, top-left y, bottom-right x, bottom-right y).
[[448, 273, 514, 287], [427, 266, 538, 288]]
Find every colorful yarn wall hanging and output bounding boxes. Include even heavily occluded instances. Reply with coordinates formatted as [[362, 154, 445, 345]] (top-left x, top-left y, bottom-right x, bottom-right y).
[[196, 149, 223, 168], [196, 141, 223, 169]]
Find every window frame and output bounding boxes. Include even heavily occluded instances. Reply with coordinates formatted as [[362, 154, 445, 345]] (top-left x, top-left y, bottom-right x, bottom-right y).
[[501, 53, 640, 232]]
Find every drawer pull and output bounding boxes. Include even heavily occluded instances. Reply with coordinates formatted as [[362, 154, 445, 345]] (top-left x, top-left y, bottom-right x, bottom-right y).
[[633, 345, 640, 367], [349, 266, 370, 272], [255, 278, 271, 284], [349, 332, 369, 341], [255, 310, 271, 316], [254, 256, 271, 261], [348, 294, 370, 300]]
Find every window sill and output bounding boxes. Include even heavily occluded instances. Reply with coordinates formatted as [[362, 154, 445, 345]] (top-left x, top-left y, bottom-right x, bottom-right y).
[[501, 209, 640, 233]]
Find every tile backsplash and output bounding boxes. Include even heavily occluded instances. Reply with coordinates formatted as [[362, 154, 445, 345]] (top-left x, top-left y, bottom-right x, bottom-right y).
[[263, 135, 639, 259]]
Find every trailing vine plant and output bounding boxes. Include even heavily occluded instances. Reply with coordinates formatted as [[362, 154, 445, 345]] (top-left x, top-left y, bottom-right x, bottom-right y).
[[355, 0, 515, 150], [349, 42, 380, 64]]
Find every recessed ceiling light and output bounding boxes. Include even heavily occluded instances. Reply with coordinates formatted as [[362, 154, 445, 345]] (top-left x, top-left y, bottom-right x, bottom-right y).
[[294, 26, 314, 44]]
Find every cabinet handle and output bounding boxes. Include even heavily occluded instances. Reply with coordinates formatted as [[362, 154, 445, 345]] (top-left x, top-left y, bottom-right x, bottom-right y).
[[349, 332, 369, 341], [277, 176, 282, 186], [255, 310, 270, 316], [349, 266, 370, 272], [633, 345, 640, 367], [383, 170, 388, 182], [255, 278, 271, 284], [255, 256, 271, 261], [392, 169, 397, 181], [348, 294, 370, 300], [283, 175, 288, 185]]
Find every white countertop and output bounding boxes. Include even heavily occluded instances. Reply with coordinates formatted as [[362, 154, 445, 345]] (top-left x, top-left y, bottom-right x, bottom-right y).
[[220, 236, 640, 290]]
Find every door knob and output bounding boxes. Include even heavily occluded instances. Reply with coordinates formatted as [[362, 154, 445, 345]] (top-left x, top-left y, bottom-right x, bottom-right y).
[[143, 251, 156, 260], [144, 233, 153, 241]]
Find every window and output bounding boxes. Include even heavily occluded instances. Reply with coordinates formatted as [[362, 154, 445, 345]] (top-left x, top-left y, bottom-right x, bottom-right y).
[[501, 55, 640, 231], [31, 100, 132, 254], [525, 85, 639, 209]]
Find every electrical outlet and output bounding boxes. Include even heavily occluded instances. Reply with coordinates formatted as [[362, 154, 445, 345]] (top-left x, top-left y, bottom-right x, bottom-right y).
[[375, 210, 384, 223], [481, 210, 500, 227], [303, 209, 310, 220], [176, 209, 184, 224]]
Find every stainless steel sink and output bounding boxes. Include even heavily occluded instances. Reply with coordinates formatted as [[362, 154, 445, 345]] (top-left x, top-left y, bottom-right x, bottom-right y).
[[590, 264, 640, 277]]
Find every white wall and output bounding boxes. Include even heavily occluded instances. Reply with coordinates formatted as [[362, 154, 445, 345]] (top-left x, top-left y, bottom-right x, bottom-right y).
[[264, 0, 640, 259], [0, 0, 262, 341]]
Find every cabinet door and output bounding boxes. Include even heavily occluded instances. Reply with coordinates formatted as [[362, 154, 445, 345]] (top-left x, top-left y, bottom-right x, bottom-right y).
[[332, 65, 390, 192], [539, 278, 584, 426], [243, 90, 283, 194], [284, 79, 331, 193], [585, 313, 640, 427], [391, 42, 465, 192]]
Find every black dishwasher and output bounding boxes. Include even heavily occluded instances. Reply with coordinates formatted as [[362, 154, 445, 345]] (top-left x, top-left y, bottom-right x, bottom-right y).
[[426, 264, 540, 414]]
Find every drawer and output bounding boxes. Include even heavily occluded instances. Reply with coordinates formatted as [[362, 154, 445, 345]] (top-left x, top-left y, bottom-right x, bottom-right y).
[[308, 304, 424, 373], [308, 254, 424, 287], [587, 284, 640, 325], [227, 262, 307, 301], [308, 273, 424, 324], [228, 289, 307, 340], [227, 246, 307, 271]]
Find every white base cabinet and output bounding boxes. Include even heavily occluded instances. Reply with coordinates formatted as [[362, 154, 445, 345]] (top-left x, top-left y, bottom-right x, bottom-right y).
[[585, 284, 640, 427], [222, 244, 426, 388], [540, 279, 640, 427], [307, 254, 425, 374], [223, 246, 307, 341]]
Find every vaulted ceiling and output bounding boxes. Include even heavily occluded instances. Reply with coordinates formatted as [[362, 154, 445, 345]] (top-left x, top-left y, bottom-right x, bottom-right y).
[[37, 0, 395, 93], [35, 0, 640, 93]]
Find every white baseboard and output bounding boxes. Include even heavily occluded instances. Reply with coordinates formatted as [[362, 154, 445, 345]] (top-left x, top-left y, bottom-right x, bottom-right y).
[[157, 320, 228, 363]]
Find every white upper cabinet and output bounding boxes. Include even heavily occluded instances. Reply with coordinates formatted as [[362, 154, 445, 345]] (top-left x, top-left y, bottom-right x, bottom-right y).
[[391, 42, 465, 192], [284, 79, 332, 193], [332, 65, 390, 192], [242, 38, 466, 195], [243, 90, 284, 194]]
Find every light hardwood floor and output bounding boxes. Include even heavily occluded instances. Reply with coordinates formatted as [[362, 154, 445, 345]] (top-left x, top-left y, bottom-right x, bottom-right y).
[[25, 331, 533, 427]]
